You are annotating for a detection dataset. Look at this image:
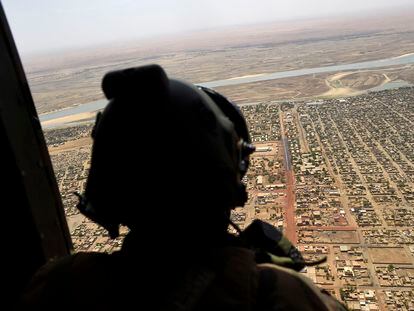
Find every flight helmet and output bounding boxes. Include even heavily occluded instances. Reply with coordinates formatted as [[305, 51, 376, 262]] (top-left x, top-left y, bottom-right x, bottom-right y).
[[76, 64, 255, 238]]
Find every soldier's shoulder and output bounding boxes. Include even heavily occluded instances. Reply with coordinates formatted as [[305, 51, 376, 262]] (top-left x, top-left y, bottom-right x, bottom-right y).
[[19, 252, 116, 309], [256, 263, 348, 311]]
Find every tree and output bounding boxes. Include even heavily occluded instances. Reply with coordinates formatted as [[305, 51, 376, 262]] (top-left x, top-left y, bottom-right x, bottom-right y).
[[387, 264, 395, 272]]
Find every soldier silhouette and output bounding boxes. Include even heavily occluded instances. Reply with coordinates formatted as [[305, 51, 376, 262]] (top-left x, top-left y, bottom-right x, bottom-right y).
[[20, 65, 346, 310]]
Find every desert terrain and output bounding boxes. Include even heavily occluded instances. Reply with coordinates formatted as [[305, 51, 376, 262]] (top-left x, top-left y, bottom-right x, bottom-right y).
[[23, 9, 414, 114]]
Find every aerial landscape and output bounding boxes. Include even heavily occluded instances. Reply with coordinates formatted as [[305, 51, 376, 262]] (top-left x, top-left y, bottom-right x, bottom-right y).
[[22, 7, 414, 311]]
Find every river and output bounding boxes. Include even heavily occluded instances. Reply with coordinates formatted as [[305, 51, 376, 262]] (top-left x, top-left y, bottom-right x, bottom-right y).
[[39, 53, 414, 124]]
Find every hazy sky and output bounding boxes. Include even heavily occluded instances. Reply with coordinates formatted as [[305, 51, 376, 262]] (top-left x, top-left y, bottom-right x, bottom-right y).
[[2, 0, 414, 55]]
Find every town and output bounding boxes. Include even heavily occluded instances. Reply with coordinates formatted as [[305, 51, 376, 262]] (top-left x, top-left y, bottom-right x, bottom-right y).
[[45, 87, 414, 310]]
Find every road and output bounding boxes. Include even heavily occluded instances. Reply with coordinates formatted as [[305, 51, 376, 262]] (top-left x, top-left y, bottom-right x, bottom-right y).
[[280, 111, 297, 244]]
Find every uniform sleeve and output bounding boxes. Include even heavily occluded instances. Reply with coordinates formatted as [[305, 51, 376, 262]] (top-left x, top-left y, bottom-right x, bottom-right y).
[[256, 263, 348, 311], [18, 256, 74, 309]]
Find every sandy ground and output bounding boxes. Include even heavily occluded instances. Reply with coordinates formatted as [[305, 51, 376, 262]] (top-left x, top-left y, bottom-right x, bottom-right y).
[[66, 214, 86, 233], [41, 111, 96, 128], [322, 72, 357, 97], [48, 137, 92, 155], [369, 247, 412, 264], [395, 52, 414, 58], [228, 73, 266, 80], [321, 71, 391, 97]]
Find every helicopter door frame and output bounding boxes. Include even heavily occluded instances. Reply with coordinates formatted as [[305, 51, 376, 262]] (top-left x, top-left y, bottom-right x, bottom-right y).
[[0, 2, 72, 302]]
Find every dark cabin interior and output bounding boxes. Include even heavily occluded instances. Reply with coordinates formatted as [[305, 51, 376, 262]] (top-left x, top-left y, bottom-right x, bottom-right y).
[[0, 3, 72, 306]]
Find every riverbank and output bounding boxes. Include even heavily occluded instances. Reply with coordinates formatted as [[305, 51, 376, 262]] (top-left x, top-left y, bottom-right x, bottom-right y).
[[39, 52, 414, 129]]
